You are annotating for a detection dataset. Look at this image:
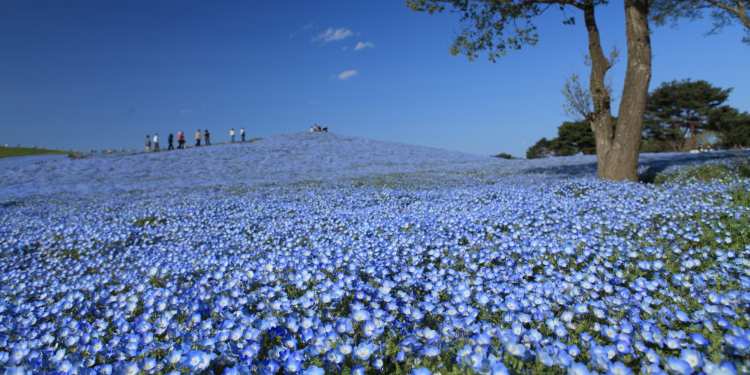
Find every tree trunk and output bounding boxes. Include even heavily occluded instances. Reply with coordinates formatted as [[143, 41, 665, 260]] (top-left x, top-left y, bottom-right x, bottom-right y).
[[601, 0, 652, 181], [581, 2, 617, 179]]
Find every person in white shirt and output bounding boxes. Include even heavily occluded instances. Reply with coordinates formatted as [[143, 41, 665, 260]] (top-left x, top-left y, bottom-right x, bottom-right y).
[[152, 134, 160, 152], [240, 128, 246, 142], [229, 128, 236, 143]]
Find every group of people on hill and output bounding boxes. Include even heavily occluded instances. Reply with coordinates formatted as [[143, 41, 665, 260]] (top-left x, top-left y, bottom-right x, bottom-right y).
[[144, 128, 246, 152], [310, 124, 328, 133]]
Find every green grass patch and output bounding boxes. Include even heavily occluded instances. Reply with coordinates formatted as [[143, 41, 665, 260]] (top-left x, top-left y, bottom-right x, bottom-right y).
[[652, 160, 750, 185], [133, 216, 167, 227], [149, 275, 168, 288], [0, 146, 70, 159]]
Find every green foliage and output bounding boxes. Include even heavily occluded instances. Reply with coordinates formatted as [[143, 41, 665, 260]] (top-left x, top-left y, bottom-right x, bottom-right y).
[[640, 139, 672, 153], [710, 106, 750, 148], [406, 1, 593, 62], [654, 163, 732, 184], [731, 186, 750, 207], [284, 284, 306, 299], [60, 248, 81, 261], [149, 275, 167, 288], [652, 160, 750, 184], [133, 216, 166, 227], [651, 0, 750, 44], [492, 152, 514, 159], [526, 121, 595, 158], [0, 146, 69, 159], [526, 138, 555, 159], [555, 121, 596, 155], [643, 79, 732, 151]]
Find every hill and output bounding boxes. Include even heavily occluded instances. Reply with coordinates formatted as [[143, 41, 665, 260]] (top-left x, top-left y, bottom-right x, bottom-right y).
[[0, 132, 747, 200]]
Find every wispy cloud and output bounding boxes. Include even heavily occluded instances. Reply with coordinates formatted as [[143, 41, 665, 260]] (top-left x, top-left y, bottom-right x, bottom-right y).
[[354, 41, 375, 51], [315, 27, 354, 43], [337, 69, 358, 80], [289, 23, 314, 39]]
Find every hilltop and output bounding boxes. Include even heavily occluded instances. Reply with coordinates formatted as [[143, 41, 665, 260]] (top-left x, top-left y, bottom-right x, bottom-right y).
[[0, 132, 747, 200]]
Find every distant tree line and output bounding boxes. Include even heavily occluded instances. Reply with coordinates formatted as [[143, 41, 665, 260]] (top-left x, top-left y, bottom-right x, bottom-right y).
[[527, 79, 750, 159]]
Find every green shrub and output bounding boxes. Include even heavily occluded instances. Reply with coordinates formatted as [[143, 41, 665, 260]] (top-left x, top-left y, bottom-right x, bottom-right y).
[[493, 152, 514, 159], [654, 163, 735, 184]]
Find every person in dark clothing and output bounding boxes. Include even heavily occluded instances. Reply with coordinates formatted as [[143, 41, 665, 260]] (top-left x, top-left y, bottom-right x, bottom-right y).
[[240, 128, 246, 142], [204, 129, 211, 146], [168, 133, 174, 150], [177, 131, 186, 149]]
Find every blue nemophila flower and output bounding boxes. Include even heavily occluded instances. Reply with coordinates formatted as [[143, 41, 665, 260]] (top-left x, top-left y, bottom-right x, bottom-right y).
[[703, 360, 737, 375], [183, 350, 211, 371], [666, 357, 693, 375], [680, 349, 703, 370], [3, 367, 26, 375], [354, 342, 376, 361], [284, 355, 302, 373], [1, 150, 748, 373], [421, 345, 440, 358], [401, 365, 431, 375], [569, 363, 591, 375], [609, 361, 632, 375], [505, 342, 526, 358]]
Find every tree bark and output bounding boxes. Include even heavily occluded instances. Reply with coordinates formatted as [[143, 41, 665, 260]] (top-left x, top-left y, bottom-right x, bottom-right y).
[[581, 2, 617, 179], [601, 0, 651, 181], [581, 0, 652, 181]]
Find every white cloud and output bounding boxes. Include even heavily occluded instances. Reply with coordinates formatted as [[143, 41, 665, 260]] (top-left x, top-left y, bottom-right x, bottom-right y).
[[315, 27, 354, 43], [337, 69, 358, 80], [354, 41, 375, 51], [289, 23, 314, 39]]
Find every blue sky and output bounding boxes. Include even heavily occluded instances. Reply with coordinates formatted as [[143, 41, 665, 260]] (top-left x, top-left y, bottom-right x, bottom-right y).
[[1, 1, 748, 156]]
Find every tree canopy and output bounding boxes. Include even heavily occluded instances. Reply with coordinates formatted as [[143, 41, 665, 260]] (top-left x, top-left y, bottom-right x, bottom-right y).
[[526, 121, 595, 159], [652, 0, 750, 43], [709, 105, 750, 147], [643, 79, 732, 151], [406, 1, 610, 62]]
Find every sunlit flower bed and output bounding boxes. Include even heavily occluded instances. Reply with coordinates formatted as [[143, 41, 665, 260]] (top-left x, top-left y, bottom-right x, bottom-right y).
[[1, 163, 749, 374]]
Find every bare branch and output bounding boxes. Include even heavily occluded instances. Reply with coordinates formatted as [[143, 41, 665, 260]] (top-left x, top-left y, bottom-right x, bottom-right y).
[[562, 73, 593, 120]]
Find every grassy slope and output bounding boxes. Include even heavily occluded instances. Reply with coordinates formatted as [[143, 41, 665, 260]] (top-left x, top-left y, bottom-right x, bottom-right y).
[[0, 147, 68, 159]]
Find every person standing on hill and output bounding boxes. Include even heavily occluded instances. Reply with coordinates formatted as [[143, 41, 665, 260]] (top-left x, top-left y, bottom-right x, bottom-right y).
[[195, 129, 202, 147], [240, 128, 246, 142], [152, 134, 160, 152], [168, 133, 174, 150], [177, 131, 186, 149], [145, 134, 152, 152], [204, 129, 211, 146], [229, 128, 236, 143]]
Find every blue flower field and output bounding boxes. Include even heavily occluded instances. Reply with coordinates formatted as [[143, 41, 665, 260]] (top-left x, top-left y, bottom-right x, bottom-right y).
[[1, 133, 749, 374]]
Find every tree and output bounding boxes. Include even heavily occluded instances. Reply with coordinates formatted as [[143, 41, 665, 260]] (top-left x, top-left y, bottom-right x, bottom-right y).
[[526, 121, 595, 158], [709, 106, 750, 147], [557, 121, 597, 155], [526, 138, 556, 159], [643, 79, 732, 151], [652, 0, 750, 43], [407, 0, 652, 181]]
